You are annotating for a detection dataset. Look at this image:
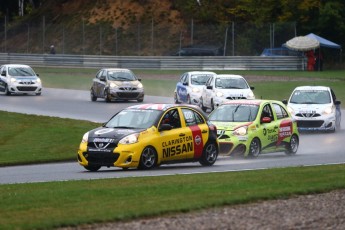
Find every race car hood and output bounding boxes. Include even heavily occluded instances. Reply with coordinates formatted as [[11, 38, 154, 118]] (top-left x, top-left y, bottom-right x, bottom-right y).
[[88, 127, 145, 144], [109, 80, 141, 87], [211, 121, 251, 131], [288, 103, 333, 115], [219, 88, 252, 98]]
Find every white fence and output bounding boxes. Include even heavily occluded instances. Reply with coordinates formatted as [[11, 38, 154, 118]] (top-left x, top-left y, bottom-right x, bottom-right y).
[[0, 53, 304, 70]]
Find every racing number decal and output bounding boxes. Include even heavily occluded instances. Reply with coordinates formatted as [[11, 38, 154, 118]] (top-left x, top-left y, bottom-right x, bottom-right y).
[[188, 125, 204, 158]]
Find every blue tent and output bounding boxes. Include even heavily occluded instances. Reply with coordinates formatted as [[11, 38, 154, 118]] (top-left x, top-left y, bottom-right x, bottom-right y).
[[306, 33, 341, 49]]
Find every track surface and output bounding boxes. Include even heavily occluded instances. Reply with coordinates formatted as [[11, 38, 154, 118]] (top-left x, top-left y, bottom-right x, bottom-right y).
[[0, 88, 344, 184]]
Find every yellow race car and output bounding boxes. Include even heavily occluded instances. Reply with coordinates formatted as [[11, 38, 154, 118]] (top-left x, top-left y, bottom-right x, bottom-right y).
[[208, 100, 299, 157], [78, 104, 219, 171]]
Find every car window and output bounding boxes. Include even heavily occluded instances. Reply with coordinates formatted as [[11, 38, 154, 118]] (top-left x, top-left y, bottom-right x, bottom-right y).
[[190, 74, 210, 85], [160, 109, 181, 129], [272, 103, 289, 120], [215, 78, 248, 89], [0, 66, 5, 75], [96, 70, 103, 79], [209, 104, 259, 122], [290, 90, 331, 104], [182, 108, 205, 126], [261, 104, 274, 121], [8, 67, 35, 77], [206, 76, 213, 86], [107, 71, 136, 81]]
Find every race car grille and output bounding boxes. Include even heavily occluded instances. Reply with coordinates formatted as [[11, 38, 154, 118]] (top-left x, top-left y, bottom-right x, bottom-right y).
[[116, 92, 140, 98], [295, 113, 321, 118], [226, 96, 247, 100], [19, 81, 36, 85], [83, 152, 120, 166], [297, 120, 324, 128], [219, 143, 233, 154], [119, 87, 137, 91], [17, 86, 37, 91]]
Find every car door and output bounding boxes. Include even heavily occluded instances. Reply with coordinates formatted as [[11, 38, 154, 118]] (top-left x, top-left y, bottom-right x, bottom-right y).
[[203, 76, 214, 107], [92, 70, 103, 97], [258, 103, 279, 151], [176, 73, 188, 103], [181, 108, 209, 159], [271, 102, 294, 147], [159, 108, 190, 162]]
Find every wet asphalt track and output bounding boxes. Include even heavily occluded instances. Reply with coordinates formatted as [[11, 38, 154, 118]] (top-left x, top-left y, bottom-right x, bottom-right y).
[[0, 88, 344, 184]]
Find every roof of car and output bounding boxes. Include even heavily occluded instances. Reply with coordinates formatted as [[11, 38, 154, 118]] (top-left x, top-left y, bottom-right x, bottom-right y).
[[102, 68, 131, 72], [187, 71, 217, 75], [128, 103, 202, 111], [221, 99, 283, 106], [215, 74, 245, 79], [2, 64, 31, 68], [293, 86, 330, 91]]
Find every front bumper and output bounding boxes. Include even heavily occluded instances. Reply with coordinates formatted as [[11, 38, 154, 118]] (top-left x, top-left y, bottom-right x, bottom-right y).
[[294, 115, 336, 131], [109, 88, 144, 101], [8, 83, 42, 94]]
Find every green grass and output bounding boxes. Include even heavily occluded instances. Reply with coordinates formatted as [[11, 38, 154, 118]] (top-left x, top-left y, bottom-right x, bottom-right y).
[[0, 164, 344, 229], [0, 111, 99, 166], [34, 67, 345, 106]]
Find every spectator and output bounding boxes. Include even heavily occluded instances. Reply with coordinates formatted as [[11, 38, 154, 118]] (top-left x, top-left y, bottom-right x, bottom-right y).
[[314, 49, 323, 71], [306, 50, 315, 71], [50, 45, 56, 54]]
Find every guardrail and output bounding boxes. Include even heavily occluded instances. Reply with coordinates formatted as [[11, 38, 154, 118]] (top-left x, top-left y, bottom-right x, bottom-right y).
[[0, 53, 304, 70]]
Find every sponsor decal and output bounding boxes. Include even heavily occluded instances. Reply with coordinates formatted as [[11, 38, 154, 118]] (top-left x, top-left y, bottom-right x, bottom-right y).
[[277, 120, 293, 145], [162, 143, 193, 158], [95, 128, 115, 135], [189, 125, 204, 158], [195, 135, 202, 145]]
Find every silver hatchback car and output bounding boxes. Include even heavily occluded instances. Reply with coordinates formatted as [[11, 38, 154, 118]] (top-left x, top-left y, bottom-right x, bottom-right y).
[[0, 64, 42, 96], [90, 68, 144, 103]]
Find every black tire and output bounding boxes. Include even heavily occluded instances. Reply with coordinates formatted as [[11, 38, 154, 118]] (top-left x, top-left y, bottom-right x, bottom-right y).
[[248, 137, 261, 157], [200, 97, 207, 112], [199, 142, 218, 166], [4, 85, 11, 96], [137, 97, 144, 102], [90, 89, 97, 101], [36, 92, 41, 96], [84, 165, 101, 172], [210, 99, 215, 111], [285, 134, 299, 155], [187, 95, 191, 104], [174, 92, 180, 104], [104, 90, 111, 103], [138, 146, 157, 170], [335, 116, 341, 131]]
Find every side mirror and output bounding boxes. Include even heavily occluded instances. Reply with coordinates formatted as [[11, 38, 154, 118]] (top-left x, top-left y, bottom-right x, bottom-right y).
[[183, 82, 189, 86], [335, 101, 341, 105], [207, 85, 213, 90], [138, 78, 142, 82], [100, 76, 106, 81], [36, 73, 39, 76], [282, 99, 288, 105], [159, 124, 172, 132], [1, 72, 6, 76], [261, 117, 271, 123], [250, 86, 255, 90]]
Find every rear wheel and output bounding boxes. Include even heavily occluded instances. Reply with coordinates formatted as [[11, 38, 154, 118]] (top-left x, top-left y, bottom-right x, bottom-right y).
[[84, 165, 101, 172], [174, 92, 180, 104], [199, 142, 218, 166], [285, 134, 299, 155], [248, 138, 261, 157], [138, 146, 157, 170]]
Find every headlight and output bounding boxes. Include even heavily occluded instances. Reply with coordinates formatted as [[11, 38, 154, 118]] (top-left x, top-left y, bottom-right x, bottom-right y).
[[323, 106, 333, 115], [119, 133, 139, 144], [248, 91, 255, 99], [287, 106, 295, 115], [216, 91, 223, 97], [137, 82, 143, 88], [36, 78, 41, 83], [81, 132, 89, 143], [10, 78, 16, 83], [192, 87, 200, 93], [109, 82, 118, 88], [233, 126, 247, 136]]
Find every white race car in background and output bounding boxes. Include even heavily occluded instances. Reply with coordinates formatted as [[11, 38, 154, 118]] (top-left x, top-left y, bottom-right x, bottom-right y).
[[174, 71, 216, 105], [285, 86, 341, 132], [200, 74, 255, 112]]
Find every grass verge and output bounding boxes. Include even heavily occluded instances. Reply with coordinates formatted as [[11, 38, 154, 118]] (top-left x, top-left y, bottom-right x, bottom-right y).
[[0, 164, 344, 229], [0, 111, 99, 166]]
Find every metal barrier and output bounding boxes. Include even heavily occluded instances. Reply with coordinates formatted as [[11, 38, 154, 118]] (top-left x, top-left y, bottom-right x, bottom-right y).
[[0, 53, 304, 70]]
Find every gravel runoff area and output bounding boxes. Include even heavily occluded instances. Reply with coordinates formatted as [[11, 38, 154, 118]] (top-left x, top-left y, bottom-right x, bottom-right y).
[[61, 189, 345, 230]]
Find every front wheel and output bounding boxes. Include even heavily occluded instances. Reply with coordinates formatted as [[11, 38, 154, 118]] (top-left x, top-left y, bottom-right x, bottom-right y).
[[174, 92, 180, 104], [84, 165, 101, 172], [248, 137, 261, 157], [200, 97, 207, 112], [4, 85, 11, 95], [285, 134, 299, 155], [199, 142, 218, 166], [104, 90, 111, 103], [138, 146, 157, 170], [90, 89, 97, 101]]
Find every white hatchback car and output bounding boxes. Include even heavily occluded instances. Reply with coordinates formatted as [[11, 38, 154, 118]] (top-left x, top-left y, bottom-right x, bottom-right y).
[[285, 86, 341, 132], [174, 71, 216, 105], [200, 74, 255, 112], [0, 64, 42, 95]]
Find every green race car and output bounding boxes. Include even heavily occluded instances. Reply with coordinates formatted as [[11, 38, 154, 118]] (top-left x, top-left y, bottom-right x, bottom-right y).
[[209, 99, 299, 157]]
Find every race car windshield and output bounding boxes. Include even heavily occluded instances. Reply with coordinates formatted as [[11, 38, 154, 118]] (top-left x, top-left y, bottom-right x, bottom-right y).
[[105, 109, 161, 129], [215, 78, 248, 89], [191, 74, 211, 85], [209, 104, 259, 122], [8, 67, 36, 77], [289, 90, 331, 104], [107, 71, 136, 81]]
